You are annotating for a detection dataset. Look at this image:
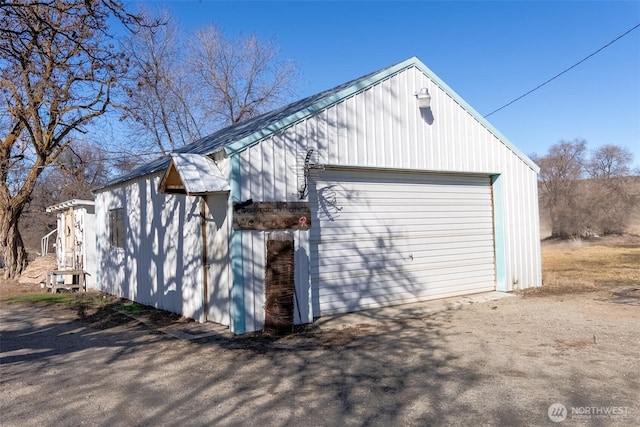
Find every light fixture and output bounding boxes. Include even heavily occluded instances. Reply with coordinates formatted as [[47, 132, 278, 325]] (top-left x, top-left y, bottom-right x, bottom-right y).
[[415, 87, 432, 109]]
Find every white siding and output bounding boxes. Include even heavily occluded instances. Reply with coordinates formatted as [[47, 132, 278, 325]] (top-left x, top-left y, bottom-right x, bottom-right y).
[[95, 173, 206, 322], [205, 193, 230, 325], [80, 207, 97, 289], [309, 170, 496, 315], [52, 205, 97, 288], [234, 65, 541, 331], [235, 228, 311, 332]]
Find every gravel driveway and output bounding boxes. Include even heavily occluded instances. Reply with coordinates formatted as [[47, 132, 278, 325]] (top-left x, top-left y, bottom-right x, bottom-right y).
[[1, 287, 639, 426]]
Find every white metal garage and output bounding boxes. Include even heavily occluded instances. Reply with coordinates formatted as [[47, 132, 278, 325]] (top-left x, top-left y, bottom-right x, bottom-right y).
[[309, 168, 496, 315], [95, 56, 542, 334]]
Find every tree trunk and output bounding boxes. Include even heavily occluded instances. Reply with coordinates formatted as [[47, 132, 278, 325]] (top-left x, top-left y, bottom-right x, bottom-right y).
[[0, 206, 28, 279]]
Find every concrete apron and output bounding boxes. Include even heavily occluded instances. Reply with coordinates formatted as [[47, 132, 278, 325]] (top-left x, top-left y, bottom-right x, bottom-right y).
[[313, 291, 514, 330]]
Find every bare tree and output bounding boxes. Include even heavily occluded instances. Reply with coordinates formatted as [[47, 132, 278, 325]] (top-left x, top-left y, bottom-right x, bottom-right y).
[[122, 10, 206, 155], [584, 145, 638, 235], [121, 17, 298, 157], [584, 144, 633, 179], [189, 24, 298, 126], [535, 139, 587, 238], [49, 140, 111, 200], [0, 0, 150, 278], [536, 140, 639, 238], [20, 140, 111, 254]]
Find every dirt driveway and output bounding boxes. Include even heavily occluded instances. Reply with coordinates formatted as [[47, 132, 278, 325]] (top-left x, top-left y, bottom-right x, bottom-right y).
[[1, 286, 639, 426]]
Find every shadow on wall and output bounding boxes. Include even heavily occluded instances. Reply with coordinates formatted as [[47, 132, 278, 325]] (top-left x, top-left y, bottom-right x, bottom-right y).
[[308, 180, 421, 319], [307, 169, 497, 320], [236, 75, 457, 330], [121, 176, 205, 322], [204, 193, 231, 326], [420, 107, 434, 125]]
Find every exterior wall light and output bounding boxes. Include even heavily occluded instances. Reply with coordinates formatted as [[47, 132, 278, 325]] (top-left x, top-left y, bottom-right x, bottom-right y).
[[415, 87, 432, 109]]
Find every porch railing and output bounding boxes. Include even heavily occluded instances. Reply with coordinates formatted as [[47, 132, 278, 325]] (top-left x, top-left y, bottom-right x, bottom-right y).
[[41, 229, 57, 256]]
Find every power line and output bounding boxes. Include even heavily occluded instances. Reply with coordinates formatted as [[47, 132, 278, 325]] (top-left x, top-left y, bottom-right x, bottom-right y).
[[484, 23, 640, 118]]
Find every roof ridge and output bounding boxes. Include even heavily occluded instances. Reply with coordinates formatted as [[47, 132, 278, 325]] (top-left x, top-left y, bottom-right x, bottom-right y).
[[176, 56, 419, 157], [94, 55, 538, 192]]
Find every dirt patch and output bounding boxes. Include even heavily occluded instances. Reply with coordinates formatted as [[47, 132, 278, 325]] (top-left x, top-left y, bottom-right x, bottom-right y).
[[16, 255, 56, 285], [606, 287, 640, 306], [2, 285, 639, 426], [2, 236, 639, 425], [0, 280, 192, 331], [0, 279, 43, 299]]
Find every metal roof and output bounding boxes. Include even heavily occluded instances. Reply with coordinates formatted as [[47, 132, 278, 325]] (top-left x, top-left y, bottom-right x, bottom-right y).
[[94, 56, 538, 193], [159, 153, 229, 195]]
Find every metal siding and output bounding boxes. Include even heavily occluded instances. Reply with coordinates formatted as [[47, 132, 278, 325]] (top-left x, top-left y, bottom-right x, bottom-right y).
[[241, 231, 265, 333], [309, 169, 496, 315], [95, 188, 126, 298], [491, 174, 507, 291], [294, 229, 312, 324], [94, 174, 205, 321], [205, 193, 231, 326], [167, 153, 229, 194], [232, 64, 541, 331]]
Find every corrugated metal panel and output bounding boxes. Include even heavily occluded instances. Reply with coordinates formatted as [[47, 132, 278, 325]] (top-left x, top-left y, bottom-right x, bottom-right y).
[[94, 174, 206, 321], [233, 64, 541, 331], [308, 169, 496, 315], [241, 230, 266, 332], [95, 56, 538, 193]]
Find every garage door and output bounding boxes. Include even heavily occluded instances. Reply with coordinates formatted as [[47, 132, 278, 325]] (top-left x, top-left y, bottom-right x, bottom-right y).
[[309, 169, 496, 316]]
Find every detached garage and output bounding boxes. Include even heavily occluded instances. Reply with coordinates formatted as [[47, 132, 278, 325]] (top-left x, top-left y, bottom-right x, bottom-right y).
[[93, 56, 542, 334]]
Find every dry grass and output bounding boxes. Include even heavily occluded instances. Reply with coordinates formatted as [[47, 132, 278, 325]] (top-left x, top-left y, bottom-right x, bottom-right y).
[[524, 235, 640, 296]]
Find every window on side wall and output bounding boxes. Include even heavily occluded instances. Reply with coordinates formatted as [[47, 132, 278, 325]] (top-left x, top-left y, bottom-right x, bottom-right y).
[[109, 208, 125, 249]]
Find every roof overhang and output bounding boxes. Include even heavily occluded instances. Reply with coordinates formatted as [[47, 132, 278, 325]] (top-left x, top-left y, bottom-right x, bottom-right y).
[[159, 153, 230, 196], [46, 199, 95, 213]]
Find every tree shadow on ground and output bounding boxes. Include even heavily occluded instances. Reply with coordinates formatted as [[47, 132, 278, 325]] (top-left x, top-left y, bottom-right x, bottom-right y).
[[4, 291, 638, 426], [1, 298, 479, 426]]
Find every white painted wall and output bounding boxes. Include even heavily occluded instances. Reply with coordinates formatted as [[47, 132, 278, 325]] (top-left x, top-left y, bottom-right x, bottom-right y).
[[94, 173, 207, 322], [205, 193, 231, 325], [77, 206, 97, 288]]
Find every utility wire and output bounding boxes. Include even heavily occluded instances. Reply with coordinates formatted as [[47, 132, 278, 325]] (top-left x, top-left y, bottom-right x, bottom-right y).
[[484, 23, 640, 118]]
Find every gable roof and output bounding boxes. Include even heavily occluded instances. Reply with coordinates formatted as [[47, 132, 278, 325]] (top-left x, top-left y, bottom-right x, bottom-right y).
[[158, 153, 229, 195], [95, 56, 538, 192]]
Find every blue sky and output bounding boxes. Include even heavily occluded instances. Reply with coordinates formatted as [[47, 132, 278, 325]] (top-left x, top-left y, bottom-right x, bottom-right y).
[[141, 0, 640, 167]]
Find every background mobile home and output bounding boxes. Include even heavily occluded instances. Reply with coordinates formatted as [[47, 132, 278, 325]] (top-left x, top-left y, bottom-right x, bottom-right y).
[[46, 199, 97, 289]]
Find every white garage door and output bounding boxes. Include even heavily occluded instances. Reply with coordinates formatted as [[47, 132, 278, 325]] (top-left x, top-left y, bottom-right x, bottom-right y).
[[309, 169, 496, 316]]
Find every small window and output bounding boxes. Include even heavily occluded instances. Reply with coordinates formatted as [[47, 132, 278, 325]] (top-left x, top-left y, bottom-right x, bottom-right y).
[[109, 208, 125, 248]]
